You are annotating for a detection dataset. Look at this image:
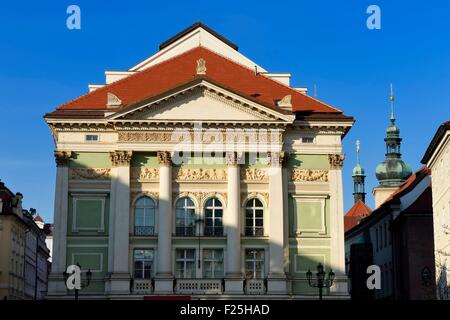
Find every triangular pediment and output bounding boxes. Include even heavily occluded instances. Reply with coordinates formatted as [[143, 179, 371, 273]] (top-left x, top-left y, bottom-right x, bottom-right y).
[[110, 80, 294, 124]]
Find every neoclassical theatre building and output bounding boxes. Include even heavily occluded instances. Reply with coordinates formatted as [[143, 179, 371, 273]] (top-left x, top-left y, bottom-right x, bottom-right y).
[[44, 23, 353, 299]]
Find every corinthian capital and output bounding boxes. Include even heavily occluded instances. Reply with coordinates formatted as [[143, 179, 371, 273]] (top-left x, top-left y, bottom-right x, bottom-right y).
[[157, 151, 172, 166], [328, 154, 345, 169], [54, 151, 72, 166], [267, 151, 287, 167], [110, 151, 132, 167]]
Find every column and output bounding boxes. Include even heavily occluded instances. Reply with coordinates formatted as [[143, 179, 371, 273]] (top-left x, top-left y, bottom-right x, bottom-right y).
[[47, 151, 71, 296], [267, 152, 288, 294], [108, 151, 132, 294], [224, 152, 244, 294], [328, 154, 349, 296], [154, 151, 174, 293]]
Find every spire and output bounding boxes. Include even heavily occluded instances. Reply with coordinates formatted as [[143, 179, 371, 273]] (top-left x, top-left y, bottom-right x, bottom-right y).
[[390, 83, 395, 124], [352, 139, 366, 203]]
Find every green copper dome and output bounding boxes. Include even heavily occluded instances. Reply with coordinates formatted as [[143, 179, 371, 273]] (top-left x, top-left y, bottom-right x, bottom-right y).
[[352, 163, 365, 176], [375, 159, 412, 187], [386, 123, 400, 136]]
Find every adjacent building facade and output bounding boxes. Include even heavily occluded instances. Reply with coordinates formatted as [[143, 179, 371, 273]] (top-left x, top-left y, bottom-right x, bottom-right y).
[[421, 120, 450, 299], [345, 97, 436, 300], [45, 23, 354, 299]]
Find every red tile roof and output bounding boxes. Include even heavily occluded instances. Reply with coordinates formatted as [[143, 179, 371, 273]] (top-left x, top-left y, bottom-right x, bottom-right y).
[[56, 47, 342, 114], [344, 200, 372, 232], [34, 214, 44, 223]]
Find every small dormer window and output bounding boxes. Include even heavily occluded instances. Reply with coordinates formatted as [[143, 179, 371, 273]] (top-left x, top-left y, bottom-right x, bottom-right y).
[[86, 134, 99, 142], [302, 137, 314, 144]]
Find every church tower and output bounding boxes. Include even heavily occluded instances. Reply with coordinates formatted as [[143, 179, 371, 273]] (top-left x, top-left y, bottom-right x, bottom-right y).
[[373, 84, 412, 207], [352, 140, 366, 203]]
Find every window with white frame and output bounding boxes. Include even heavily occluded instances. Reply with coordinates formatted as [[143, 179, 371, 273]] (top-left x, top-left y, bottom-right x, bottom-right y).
[[301, 136, 314, 144], [175, 249, 196, 278], [134, 249, 154, 279], [204, 198, 223, 236], [175, 197, 196, 236], [203, 249, 224, 278], [245, 249, 265, 279], [134, 197, 156, 236], [245, 198, 264, 236]]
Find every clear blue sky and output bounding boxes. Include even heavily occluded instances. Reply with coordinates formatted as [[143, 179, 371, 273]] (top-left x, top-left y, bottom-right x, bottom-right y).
[[1, 0, 449, 223]]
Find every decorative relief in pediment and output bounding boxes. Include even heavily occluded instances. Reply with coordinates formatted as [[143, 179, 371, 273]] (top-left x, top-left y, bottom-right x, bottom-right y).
[[174, 168, 227, 181], [173, 191, 227, 206], [131, 191, 159, 202], [70, 168, 111, 180], [131, 167, 160, 180], [241, 192, 269, 206], [290, 169, 328, 182]]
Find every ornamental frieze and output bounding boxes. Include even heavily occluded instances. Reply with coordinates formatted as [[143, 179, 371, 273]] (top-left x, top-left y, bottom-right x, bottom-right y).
[[119, 132, 173, 142], [174, 168, 227, 181], [70, 168, 111, 180], [54, 150, 72, 166], [131, 167, 159, 180], [240, 168, 268, 181], [290, 169, 329, 182]]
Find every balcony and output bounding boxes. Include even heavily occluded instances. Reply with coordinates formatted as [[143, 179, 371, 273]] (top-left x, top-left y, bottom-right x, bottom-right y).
[[175, 226, 196, 237], [245, 279, 266, 294], [132, 279, 153, 294], [134, 226, 155, 236], [175, 279, 222, 294], [204, 226, 224, 237], [244, 227, 264, 237]]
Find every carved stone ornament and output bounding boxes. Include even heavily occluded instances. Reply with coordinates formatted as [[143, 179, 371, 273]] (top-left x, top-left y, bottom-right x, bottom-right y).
[[241, 168, 268, 181], [266, 151, 286, 166], [278, 95, 292, 109], [110, 151, 132, 167], [328, 154, 345, 169], [70, 168, 111, 180], [174, 191, 227, 206], [131, 191, 159, 203], [54, 151, 72, 166], [131, 167, 159, 180], [118, 132, 174, 142], [174, 168, 227, 181], [241, 192, 269, 207], [157, 151, 172, 165], [226, 152, 242, 166], [107, 92, 122, 109], [290, 169, 329, 182], [196, 58, 206, 75]]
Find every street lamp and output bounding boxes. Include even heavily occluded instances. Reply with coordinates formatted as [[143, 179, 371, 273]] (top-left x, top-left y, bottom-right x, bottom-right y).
[[195, 218, 205, 269], [306, 263, 335, 300], [63, 263, 92, 300]]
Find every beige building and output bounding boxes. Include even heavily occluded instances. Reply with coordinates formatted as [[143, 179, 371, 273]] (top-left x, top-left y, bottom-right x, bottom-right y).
[[422, 120, 450, 299], [0, 181, 26, 300]]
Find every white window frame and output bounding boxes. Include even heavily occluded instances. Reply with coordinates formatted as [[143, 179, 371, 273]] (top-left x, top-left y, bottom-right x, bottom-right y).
[[134, 197, 156, 235], [85, 134, 99, 142], [202, 248, 224, 279], [175, 248, 196, 279], [133, 248, 154, 279], [244, 198, 264, 237], [175, 197, 196, 236], [204, 198, 224, 236], [244, 248, 265, 279]]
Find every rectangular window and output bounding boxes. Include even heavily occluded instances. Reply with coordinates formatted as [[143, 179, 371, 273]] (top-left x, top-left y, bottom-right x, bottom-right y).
[[134, 249, 153, 279], [85, 134, 99, 142], [203, 249, 224, 278], [175, 249, 196, 279], [245, 249, 265, 279], [301, 137, 314, 144]]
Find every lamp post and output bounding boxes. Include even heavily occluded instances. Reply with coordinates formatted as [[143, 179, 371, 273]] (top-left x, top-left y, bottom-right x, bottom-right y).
[[63, 263, 92, 300], [306, 263, 335, 300], [195, 218, 205, 269]]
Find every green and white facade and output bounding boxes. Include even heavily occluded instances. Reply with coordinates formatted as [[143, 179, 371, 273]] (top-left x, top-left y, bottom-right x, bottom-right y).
[[44, 23, 353, 299]]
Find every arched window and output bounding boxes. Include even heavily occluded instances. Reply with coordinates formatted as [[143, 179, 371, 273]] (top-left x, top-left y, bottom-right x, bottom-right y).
[[204, 198, 223, 236], [134, 197, 156, 236], [175, 197, 196, 236], [245, 198, 264, 236]]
